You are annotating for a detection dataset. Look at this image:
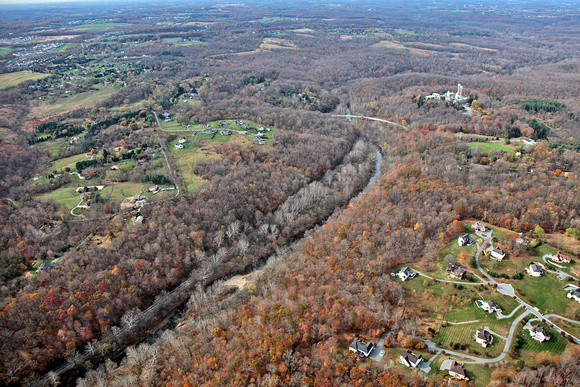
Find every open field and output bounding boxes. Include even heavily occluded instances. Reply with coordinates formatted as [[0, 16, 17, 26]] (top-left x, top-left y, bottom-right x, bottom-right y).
[[450, 42, 498, 52], [0, 46, 11, 53], [515, 274, 573, 316], [467, 142, 515, 154], [0, 71, 49, 89], [29, 85, 117, 118], [103, 182, 145, 203], [291, 28, 315, 33], [50, 152, 98, 173], [71, 23, 130, 32], [36, 185, 81, 210], [168, 139, 218, 193]]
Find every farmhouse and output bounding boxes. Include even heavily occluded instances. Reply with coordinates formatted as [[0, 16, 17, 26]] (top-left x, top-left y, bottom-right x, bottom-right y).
[[554, 251, 571, 263], [179, 137, 187, 143], [400, 349, 422, 368], [449, 361, 468, 380], [449, 267, 466, 280], [568, 288, 580, 303], [491, 248, 506, 261], [458, 234, 476, 246], [398, 267, 416, 281], [480, 300, 502, 313], [175, 143, 184, 149], [164, 117, 172, 123], [475, 328, 493, 347], [527, 263, 543, 277], [530, 326, 551, 342], [349, 338, 374, 358]]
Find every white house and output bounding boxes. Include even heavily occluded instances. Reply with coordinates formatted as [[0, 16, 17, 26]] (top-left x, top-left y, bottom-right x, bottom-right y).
[[475, 328, 493, 347], [568, 288, 580, 303], [398, 267, 416, 281], [349, 338, 374, 358], [179, 137, 187, 143], [449, 361, 468, 380], [481, 300, 502, 313], [491, 248, 506, 261], [527, 263, 543, 277], [175, 143, 184, 149], [530, 326, 550, 342], [400, 349, 422, 368], [458, 234, 475, 246], [473, 222, 487, 232], [553, 251, 571, 263]]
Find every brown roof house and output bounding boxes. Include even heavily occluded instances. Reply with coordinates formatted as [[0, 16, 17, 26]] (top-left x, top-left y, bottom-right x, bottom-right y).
[[475, 328, 493, 347], [554, 251, 571, 263], [449, 361, 468, 380], [400, 349, 422, 368]]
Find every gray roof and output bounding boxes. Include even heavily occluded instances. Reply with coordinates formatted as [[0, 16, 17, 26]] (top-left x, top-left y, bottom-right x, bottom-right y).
[[401, 266, 414, 275], [530, 263, 543, 273], [571, 288, 580, 298], [476, 328, 492, 342], [492, 247, 505, 255], [531, 325, 549, 336], [349, 339, 373, 355]]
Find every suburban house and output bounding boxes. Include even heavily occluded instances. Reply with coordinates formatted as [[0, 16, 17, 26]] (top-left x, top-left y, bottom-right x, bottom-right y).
[[400, 349, 422, 368], [473, 222, 487, 232], [481, 300, 502, 313], [449, 361, 468, 380], [530, 325, 551, 342], [349, 338, 374, 358], [398, 267, 416, 281], [475, 328, 493, 347], [554, 251, 571, 263], [491, 248, 506, 261], [458, 234, 476, 246], [568, 288, 580, 303], [527, 263, 543, 277], [164, 117, 172, 123], [449, 267, 466, 280], [219, 129, 231, 136], [179, 137, 187, 143], [175, 143, 184, 149], [219, 120, 227, 125]]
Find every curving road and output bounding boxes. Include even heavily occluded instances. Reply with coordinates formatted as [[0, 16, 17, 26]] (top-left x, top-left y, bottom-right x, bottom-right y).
[[412, 226, 580, 372], [332, 114, 409, 130]]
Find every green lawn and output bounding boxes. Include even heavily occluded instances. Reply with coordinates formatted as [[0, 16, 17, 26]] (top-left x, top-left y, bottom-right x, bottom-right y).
[[50, 152, 99, 173], [0, 71, 49, 89], [467, 142, 515, 154], [464, 363, 492, 387], [515, 274, 572, 315], [437, 322, 505, 358], [103, 182, 145, 203], [169, 139, 217, 193], [438, 232, 479, 270], [548, 316, 580, 338], [36, 185, 80, 210], [0, 46, 11, 53], [444, 294, 521, 323], [516, 322, 568, 356]]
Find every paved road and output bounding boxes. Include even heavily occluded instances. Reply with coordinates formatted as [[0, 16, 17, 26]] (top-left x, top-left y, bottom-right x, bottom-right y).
[[332, 114, 409, 130]]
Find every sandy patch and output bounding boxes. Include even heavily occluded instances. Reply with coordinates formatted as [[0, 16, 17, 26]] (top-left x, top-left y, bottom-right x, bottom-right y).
[[224, 270, 262, 289]]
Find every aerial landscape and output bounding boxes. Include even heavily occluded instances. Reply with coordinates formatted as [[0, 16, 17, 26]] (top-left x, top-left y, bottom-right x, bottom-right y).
[[0, 0, 579, 385]]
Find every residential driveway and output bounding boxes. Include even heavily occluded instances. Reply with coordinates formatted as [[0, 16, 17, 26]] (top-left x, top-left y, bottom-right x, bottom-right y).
[[368, 332, 388, 362]]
